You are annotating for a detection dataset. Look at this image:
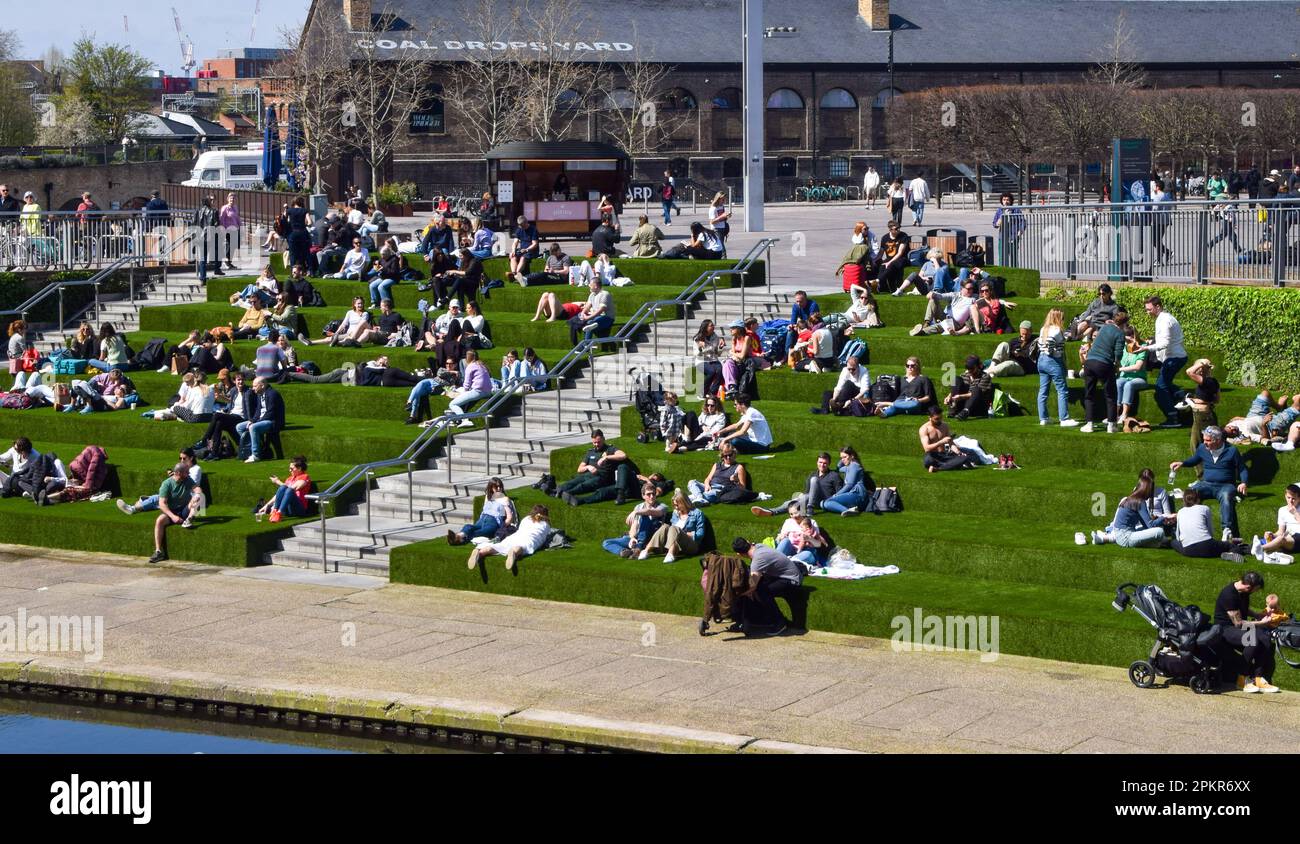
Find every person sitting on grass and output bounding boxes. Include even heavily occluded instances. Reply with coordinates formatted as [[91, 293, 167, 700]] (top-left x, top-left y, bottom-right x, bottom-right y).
[[331, 236, 371, 280], [466, 503, 553, 572], [920, 405, 981, 472], [844, 284, 882, 329], [1213, 571, 1279, 694], [117, 449, 203, 515], [262, 291, 299, 341], [1089, 469, 1176, 548], [813, 355, 871, 417], [639, 490, 707, 564], [711, 396, 772, 454], [431, 249, 484, 310], [1114, 328, 1151, 426], [1267, 396, 1300, 452], [447, 478, 516, 546], [820, 446, 874, 517], [629, 215, 664, 258], [368, 238, 407, 308], [893, 248, 944, 296], [987, 320, 1039, 378], [1250, 484, 1300, 564], [686, 443, 755, 506], [684, 396, 728, 450], [1065, 283, 1118, 343], [659, 391, 687, 454], [971, 279, 1017, 334], [602, 483, 670, 558], [43, 444, 107, 505], [65, 368, 128, 414], [556, 429, 635, 507], [146, 370, 215, 423], [567, 276, 615, 347], [1173, 487, 1247, 562], [85, 323, 130, 372], [791, 314, 838, 374], [752, 452, 841, 517], [446, 350, 492, 428], [228, 266, 280, 310], [876, 357, 937, 418], [147, 462, 204, 564], [303, 297, 371, 347], [0, 437, 38, 498], [1169, 425, 1248, 543], [163, 330, 202, 373], [231, 297, 269, 341], [191, 332, 234, 375], [236, 377, 285, 464], [506, 216, 541, 283], [783, 516, 831, 566], [404, 355, 464, 425], [252, 456, 312, 522], [522, 243, 572, 286], [531, 290, 584, 323], [730, 537, 803, 637], [944, 355, 993, 421]]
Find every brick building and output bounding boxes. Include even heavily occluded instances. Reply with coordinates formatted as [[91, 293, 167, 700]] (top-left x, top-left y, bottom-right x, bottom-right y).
[[301, 0, 1300, 198]]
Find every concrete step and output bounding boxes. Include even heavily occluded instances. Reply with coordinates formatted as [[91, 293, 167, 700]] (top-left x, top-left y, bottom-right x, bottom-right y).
[[267, 549, 391, 575]]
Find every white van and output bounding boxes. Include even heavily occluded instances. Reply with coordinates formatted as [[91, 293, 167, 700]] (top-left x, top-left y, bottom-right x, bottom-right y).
[[183, 150, 265, 190]]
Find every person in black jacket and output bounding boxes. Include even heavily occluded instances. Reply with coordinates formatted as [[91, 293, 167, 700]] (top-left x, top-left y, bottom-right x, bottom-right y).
[[194, 195, 223, 280], [144, 190, 170, 226], [751, 451, 843, 516], [590, 215, 619, 258], [190, 333, 234, 375], [236, 378, 285, 463]]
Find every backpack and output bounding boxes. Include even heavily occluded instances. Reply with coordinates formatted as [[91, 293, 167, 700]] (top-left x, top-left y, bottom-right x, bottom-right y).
[[386, 324, 415, 348], [661, 183, 674, 201], [838, 338, 867, 366], [732, 358, 760, 402], [131, 337, 168, 372], [1, 391, 33, 409], [321, 319, 342, 337], [907, 247, 929, 266], [868, 486, 904, 514], [870, 373, 900, 403]]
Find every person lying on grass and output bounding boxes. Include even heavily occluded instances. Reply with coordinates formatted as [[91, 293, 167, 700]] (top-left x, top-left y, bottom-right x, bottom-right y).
[[467, 504, 552, 572]]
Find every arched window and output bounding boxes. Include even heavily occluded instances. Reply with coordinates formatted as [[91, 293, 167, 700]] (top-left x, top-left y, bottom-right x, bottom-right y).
[[777, 156, 797, 177], [603, 87, 635, 110], [766, 88, 805, 109], [722, 157, 743, 178], [712, 87, 742, 109], [820, 88, 857, 109], [661, 87, 698, 110], [828, 157, 850, 178], [873, 88, 902, 108], [558, 88, 583, 110]]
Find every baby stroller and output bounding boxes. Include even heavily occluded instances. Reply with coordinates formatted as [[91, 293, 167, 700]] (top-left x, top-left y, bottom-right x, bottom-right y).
[[1112, 582, 1223, 694]]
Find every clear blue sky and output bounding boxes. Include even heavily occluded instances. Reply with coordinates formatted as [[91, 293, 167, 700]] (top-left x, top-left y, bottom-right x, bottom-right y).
[[10, 1, 311, 73]]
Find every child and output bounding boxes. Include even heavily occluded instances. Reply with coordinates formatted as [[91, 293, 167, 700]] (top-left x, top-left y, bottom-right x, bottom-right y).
[[1262, 594, 1290, 626], [659, 392, 685, 453]]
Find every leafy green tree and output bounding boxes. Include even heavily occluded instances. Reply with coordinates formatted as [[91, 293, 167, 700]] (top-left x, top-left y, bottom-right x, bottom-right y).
[[59, 35, 151, 144]]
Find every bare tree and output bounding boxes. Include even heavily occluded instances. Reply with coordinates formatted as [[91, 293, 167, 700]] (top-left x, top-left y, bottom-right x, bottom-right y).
[[951, 86, 1001, 210], [598, 55, 690, 155], [274, 18, 350, 195], [440, 0, 526, 161], [514, 0, 604, 141], [1041, 84, 1118, 202], [1212, 89, 1260, 173], [338, 8, 435, 194], [1087, 10, 1147, 90], [1255, 89, 1300, 171], [983, 85, 1050, 204]]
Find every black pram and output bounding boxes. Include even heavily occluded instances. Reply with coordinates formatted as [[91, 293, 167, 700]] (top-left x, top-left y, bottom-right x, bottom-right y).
[[1112, 583, 1224, 694]]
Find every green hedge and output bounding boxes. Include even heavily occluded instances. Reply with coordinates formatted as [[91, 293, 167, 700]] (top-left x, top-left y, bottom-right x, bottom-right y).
[[1044, 285, 1300, 392]]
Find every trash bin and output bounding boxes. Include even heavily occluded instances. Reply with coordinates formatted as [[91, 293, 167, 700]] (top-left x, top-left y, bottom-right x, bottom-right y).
[[310, 194, 329, 221], [925, 227, 967, 262]]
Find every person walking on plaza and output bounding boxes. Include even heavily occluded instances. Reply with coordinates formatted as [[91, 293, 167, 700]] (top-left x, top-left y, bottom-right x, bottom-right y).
[[863, 166, 880, 208], [193, 195, 222, 281], [907, 172, 931, 226], [1138, 295, 1187, 429], [660, 170, 677, 225]]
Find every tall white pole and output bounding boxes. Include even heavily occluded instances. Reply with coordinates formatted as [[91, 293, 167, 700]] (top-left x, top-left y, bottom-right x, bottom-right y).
[[742, 0, 764, 232]]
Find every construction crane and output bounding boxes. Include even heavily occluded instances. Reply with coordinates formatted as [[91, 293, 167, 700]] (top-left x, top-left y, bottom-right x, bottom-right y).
[[249, 0, 262, 45], [172, 7, 196, 74]]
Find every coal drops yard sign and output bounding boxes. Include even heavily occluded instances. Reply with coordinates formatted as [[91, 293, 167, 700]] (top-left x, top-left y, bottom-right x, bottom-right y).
[[357, 38, 634, 52]]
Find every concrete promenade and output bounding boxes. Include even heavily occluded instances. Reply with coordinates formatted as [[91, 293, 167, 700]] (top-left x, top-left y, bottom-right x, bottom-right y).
[[2, 546, 1299, 753]]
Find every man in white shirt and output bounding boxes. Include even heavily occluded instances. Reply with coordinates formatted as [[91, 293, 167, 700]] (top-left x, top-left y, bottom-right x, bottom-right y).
[[0, 436, 38, 497], [1139, 294, 1187, 428], [907, 173, 932, 225], [815, 355, 871, 415], [717, 396, 773, 453], [434, 300, 463, 339], [346, 203, 365, 228], [863, 167, 880, 208], [332, 237, 371, 280]]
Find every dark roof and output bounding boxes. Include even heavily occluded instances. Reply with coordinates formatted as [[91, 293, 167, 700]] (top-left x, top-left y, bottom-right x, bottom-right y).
[[486, 141, 630, 161], [310, 0, 1300, 65]]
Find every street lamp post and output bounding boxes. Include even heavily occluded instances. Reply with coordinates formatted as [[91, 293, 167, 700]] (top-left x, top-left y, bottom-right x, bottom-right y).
[[742, 0, 764, 232]]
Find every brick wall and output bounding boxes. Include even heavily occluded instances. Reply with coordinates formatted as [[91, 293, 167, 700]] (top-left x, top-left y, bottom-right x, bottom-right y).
[[0, 160, 196, 212]]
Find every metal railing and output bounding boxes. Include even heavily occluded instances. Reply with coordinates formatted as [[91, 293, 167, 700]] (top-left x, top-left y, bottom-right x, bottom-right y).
[[999, 197, 1300, 286], [305, 236, 779, 572], [0, 229, 197, 340], [0, 209, 201, 273]]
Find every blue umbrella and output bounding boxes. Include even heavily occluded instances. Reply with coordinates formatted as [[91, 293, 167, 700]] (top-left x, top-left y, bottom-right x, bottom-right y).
[[262, 105, 282, 189], [285, 105, 301, 191]]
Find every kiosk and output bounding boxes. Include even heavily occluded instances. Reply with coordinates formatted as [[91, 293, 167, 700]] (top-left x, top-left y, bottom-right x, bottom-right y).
[[485, 141, 632, 238]]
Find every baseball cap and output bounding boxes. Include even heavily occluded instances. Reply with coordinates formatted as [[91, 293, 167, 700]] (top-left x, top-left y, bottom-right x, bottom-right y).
[[1270, 169, 1280, 176], [448, 299, 461, 309], [1019, 320, 1032, 330], [728, 318, 745, 329]]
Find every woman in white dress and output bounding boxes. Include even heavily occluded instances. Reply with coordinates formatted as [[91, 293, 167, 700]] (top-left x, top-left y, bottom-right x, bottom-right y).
[[468, 504, 553, 571]]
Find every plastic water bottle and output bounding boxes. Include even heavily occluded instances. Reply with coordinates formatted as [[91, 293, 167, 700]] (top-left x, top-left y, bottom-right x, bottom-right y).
[[1168, 468, 1178, 486]]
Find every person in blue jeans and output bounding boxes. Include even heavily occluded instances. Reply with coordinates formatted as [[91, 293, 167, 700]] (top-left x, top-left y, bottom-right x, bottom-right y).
[[253, 455, 312, 520], [446, 478, 515, 545], [878, 358, 937, 418], [771, 290, 819, 365], [779, 516, 830, 565], [602, 484, 669, 557], [1170, 425, 1249, 540], [1140, 295, 1187, 427], [820, 446, 873, 516], [1035, 307, 1078, 425], [236, 378, 285, 464], [117, 449, 202, 514], [660, 171, 675, 225]]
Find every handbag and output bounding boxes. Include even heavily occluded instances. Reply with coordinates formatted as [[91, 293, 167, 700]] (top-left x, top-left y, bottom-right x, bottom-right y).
[[19, 347, 39, 373], [171, 352, 190, 374]]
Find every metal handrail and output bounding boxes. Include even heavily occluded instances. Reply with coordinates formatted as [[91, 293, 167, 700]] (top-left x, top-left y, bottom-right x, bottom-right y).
[[304, 237, 780, 571]]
